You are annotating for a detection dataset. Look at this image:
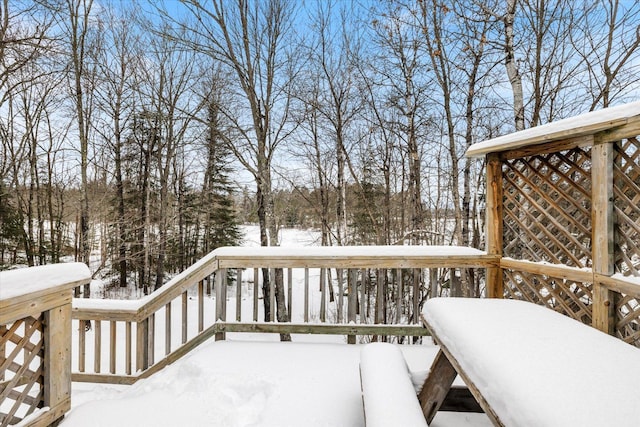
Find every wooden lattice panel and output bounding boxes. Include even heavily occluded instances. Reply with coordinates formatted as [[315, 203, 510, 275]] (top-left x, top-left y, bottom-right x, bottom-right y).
[[616, 294, 640, 348], [503, 269, 593, 325], [614, 137, 640, 277], [502, 148, 593, 268], [0, 316, 44, 427]]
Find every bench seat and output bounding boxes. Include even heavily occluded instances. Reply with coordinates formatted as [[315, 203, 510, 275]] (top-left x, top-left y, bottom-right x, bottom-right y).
[[418, 298, 640, 427], [360, 343, 428, 427]]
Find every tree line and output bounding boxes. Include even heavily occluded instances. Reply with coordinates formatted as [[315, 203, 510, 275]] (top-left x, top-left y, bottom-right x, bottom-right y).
[[1, 0, 639, 301]]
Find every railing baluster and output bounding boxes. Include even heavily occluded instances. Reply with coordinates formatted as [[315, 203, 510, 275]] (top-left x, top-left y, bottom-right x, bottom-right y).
[[148, 313, 155, 367], [0, 325, 5, 381], [136, 318, 148, 372], [110, 321, 116, 374], [198, 280, 204, 333], [348, 268, 357, 344], [79, 320, 85, 372], [396, 268, 403, 324], [304, 268, 309, 323], [165, 302, 171, 356], [360, 269, 367, 324], [236, 269, 243, 322], [337, 268, 344, 323], [215, 270, 226, 341], [126, 321, 132, 375], [269, 268, 275, 322], [287, 268, 293, 320], [320, 268, 326, 323], [94, 320, 101, 373], [253, 268, 259, 322], [182, 291, 188, 344]]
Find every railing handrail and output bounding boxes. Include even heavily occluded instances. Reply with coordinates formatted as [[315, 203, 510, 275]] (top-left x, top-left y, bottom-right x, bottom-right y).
[[72, 245, 496, 321]]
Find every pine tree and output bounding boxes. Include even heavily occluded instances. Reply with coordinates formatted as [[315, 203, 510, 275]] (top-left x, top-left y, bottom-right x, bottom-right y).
[[201, 95, 242, 253]]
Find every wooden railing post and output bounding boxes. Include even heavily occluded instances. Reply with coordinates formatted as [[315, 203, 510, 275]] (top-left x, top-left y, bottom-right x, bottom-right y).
[[486, 153, 504, 298], [591, 138, 616, 334], [43, 301, 72, 424]]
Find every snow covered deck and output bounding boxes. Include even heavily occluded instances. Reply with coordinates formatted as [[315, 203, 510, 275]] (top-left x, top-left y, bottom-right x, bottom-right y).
[[63, 338, 491, 427]]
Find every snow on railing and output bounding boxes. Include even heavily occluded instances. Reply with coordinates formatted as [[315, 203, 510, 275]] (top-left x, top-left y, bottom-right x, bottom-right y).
[[70, 245, 496, 384]]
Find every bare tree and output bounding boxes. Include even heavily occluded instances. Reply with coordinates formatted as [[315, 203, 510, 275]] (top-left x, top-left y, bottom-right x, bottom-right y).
[[166, 0, 297, 330], [571, 0, 640, 109], [92, 3, 142, 287], [59, 0, 97, 296], [369, 2, 429, 244]]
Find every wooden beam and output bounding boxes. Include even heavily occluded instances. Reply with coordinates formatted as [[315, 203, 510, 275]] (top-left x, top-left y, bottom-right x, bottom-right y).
[[500, 258, 593, 283], [212, 322, 430, 337]]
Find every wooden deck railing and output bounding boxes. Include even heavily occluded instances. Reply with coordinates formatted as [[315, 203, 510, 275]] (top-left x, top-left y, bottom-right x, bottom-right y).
[[0, 263, 90, 427], [71, 246, 497, 384]]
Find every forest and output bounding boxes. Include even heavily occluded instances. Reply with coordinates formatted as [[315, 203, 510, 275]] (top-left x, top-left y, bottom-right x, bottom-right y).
[[2, 0, 640, 294]]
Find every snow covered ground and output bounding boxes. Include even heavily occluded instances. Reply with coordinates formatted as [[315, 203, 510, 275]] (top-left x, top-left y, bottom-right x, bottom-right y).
[[65, 338, 490, 427], [61, 226, 492, 426]]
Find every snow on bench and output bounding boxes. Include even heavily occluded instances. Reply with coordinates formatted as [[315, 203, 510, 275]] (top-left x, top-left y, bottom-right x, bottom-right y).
[[418, 298, 640, 427], [360, 343, 428, 427]]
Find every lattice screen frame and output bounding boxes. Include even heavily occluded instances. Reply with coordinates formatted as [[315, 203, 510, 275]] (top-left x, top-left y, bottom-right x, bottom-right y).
[[0, 316, 45, 427], [494, 136, 640, 347]]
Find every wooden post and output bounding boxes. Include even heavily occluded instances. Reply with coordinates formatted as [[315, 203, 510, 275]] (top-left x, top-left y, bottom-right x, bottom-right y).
[[43, 303, 72, 422], [486, 153, 504, 298], [591, 139, 616, 334]]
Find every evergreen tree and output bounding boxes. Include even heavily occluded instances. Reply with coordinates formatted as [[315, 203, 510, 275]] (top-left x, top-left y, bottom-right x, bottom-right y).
[[201, 93, 242, 253], [351, 148, 385, 245]]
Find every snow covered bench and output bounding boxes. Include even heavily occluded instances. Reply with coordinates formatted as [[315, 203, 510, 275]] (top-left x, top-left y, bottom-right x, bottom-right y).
[[360, 343, 428, 427], [418, 298, 640, 427]]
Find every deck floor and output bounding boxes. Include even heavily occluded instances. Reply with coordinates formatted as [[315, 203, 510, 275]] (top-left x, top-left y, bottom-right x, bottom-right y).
[[64, 336, 491, 427]]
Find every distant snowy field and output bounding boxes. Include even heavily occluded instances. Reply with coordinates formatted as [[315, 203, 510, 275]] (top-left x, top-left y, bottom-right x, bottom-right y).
[[62, 226, 491, 427]]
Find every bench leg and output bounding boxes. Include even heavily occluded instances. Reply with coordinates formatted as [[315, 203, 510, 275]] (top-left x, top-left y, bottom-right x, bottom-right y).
[[418, 349, 457, 424]]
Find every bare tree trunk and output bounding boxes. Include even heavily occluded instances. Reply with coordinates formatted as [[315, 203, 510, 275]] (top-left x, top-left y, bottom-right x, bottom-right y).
[[504, 0, 525, 131]]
